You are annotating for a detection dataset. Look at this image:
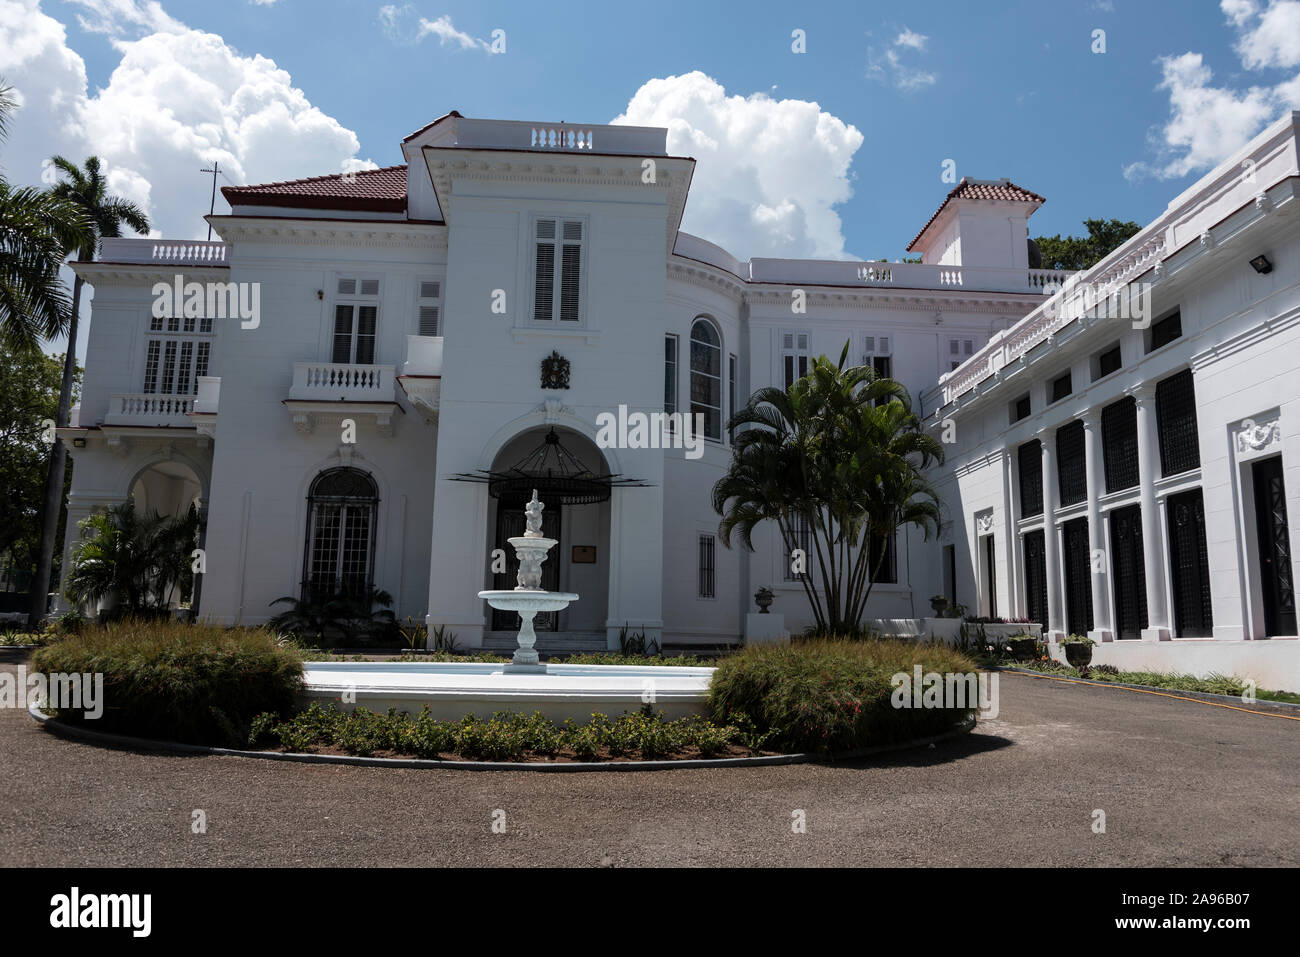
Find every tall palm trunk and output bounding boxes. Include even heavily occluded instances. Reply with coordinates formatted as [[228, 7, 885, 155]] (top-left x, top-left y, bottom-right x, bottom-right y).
[[27, 270, 82, 627]]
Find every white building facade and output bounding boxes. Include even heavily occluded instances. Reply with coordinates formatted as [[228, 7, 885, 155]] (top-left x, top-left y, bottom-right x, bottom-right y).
[[926, 112, 1300, 689], [57, 111, 1300, 678]]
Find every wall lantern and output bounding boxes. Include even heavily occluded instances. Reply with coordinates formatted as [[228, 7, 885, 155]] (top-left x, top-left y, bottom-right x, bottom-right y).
[[72, 437, 86, 448], [1250, 254, 1273, 274]]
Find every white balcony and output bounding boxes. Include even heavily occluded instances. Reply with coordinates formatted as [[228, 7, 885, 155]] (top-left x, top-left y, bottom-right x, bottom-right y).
[[285, 362, 400, 436], [97, 237, 228, 265], [288, 362, 396, 401], [104, 392, 197, 428]]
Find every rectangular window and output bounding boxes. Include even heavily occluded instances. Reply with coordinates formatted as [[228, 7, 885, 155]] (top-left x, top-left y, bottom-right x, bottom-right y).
[[1024, 529, 1048, 627], [534, 218, 583, 323], [949, 337, 974, 371], [1056, 419, 1087, 506], [785, 512, 810, 582], [984, 534, 997, 619], [782, 332, 809, 390], [1102, 396, 1139, 492], [1167, 488, 1213, 637], [1011, 394, 1031, 423], [333, 277, 380, 364], [1050, 371, 1073, 403], [141, 316, 213, 395], [1148, 310, 1182, 352], [1095, 344, 1122, 379], [1019, 440, 1043, 518], [664, 335, 678, 414], [1063, 517, 1094, 635], [417, 280, 441, 336], [698, 534, 715, 599], [1156, 368, 1200, 476], [871, 533, 897, 584]]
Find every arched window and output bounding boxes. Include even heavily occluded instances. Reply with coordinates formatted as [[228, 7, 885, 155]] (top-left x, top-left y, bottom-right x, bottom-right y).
[[690, 318, 722, 441], [303, 468, 378, 602]]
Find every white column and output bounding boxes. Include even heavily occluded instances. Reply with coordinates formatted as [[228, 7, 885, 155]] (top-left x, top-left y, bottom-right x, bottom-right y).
[[1004, 449, 1022, 615], [1130, 383, 1171, 640], [1041, 436, 1065, 641], [1083, 409, 1113, 641]]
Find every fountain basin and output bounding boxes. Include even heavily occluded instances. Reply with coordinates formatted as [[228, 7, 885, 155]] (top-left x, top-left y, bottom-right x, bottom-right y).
[[300, 661, 715, 724]]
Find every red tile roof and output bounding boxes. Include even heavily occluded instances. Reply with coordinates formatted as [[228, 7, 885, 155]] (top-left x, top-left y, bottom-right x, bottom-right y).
[[222, 165, 408, 213], [907, 178, 1045, 252]]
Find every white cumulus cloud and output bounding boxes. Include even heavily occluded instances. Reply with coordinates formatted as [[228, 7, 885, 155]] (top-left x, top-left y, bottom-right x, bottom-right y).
[[0, 0, 375, 241], [867, 26, 937, 92], [613, 72, 864, 261], [1127, 0, 1300, 180]]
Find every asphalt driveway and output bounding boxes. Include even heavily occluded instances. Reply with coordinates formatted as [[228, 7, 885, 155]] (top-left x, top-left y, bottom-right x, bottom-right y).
[[2, 650, 1296, 867]]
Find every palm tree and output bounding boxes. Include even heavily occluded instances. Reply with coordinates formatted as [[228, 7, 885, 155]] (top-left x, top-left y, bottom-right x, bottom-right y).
[[713, 342, 944, 635], [64, 501, 199, 618], [0, 82, 89, 350], [28, 155, 150, 626]]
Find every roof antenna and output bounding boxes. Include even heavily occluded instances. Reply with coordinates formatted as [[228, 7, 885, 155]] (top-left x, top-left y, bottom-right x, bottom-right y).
[[200, 160, 220, 240]]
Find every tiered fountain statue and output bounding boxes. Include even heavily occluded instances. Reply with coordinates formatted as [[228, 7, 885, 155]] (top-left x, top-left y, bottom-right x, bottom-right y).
[[478, 490, 579, 673]]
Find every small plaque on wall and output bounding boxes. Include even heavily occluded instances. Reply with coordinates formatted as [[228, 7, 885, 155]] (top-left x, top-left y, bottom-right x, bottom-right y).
[[572, 546, 596, 564]]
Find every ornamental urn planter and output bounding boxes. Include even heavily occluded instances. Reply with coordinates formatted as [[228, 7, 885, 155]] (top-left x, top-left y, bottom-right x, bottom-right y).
[[1063, 642, 1094, 670]]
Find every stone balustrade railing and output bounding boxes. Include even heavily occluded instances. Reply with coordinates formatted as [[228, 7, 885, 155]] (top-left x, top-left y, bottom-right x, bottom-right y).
[[105, 392, 197, 426], [530, 126, 593, 150], [288, 362, 396, 401], [98, 238, 228, 265]]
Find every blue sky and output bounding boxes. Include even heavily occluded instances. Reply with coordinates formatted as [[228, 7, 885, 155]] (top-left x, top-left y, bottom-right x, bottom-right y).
[[3, 0, 1299, 352]]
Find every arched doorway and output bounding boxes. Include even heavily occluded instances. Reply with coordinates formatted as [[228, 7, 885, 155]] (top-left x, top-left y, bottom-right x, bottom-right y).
[[130, 460, 202, 519], [482, 427, 612, 640], [127, 459, 204, 614]]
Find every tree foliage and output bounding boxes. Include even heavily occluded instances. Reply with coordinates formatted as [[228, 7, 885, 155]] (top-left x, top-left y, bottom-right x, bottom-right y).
[[0, 342, 77, 587], [1032, 218, 1142, 271], [64, 502, 200, 617], [713, 343, 944, 635]]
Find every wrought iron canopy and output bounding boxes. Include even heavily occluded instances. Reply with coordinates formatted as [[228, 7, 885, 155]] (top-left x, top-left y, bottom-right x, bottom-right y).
[[452, 427, 650, 505]]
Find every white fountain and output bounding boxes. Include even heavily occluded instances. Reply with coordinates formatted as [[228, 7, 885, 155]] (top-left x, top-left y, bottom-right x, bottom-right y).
[[299, 490, 714, 724], [477, 490, 578, 673]]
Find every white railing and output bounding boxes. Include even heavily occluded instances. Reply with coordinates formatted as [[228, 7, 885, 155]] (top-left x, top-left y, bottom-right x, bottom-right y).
[[288, 362, 396, 401], [922, 111, 1300, 416], [530, 126, 593, 150], [105, 393, 197, 426], [442, 117, 667, 155], [751, 258, 1076, 294], [97, 238, 228, 265]]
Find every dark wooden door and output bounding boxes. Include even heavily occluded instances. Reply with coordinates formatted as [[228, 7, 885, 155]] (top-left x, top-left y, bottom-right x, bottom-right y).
[[1167, 489, 1213, 637], [1253, 457, 1296, 636], [984, 534, 997, 619], [1023, 529, 1047, 628], [491, 496, 561, 631], [1109, 504, 1148, 640], [1063, 517, 1094, 636]]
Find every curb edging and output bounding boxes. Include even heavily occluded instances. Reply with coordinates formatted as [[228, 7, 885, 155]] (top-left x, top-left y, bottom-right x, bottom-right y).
[[996, 666, 1300, 711], [28, 701, 975, 772]]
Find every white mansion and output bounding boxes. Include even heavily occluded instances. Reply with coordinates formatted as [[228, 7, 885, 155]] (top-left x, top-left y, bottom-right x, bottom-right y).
[[59, 110, 1300, 680]]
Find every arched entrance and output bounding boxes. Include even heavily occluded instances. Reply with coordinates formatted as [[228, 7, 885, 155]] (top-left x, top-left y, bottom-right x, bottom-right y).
[[130, 460, 202, 519], [128, 459, 204, 614], [482, 427, 611, 642]]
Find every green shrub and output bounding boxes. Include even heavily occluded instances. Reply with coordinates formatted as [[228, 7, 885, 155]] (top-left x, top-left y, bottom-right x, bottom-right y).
[[32, 619, 303, 746], [708, 637, 979, 754], [252, 705, 744, 761]]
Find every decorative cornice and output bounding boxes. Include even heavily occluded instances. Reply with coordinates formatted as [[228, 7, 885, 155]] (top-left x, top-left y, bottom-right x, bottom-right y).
[[212, 216, 447, 250]]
